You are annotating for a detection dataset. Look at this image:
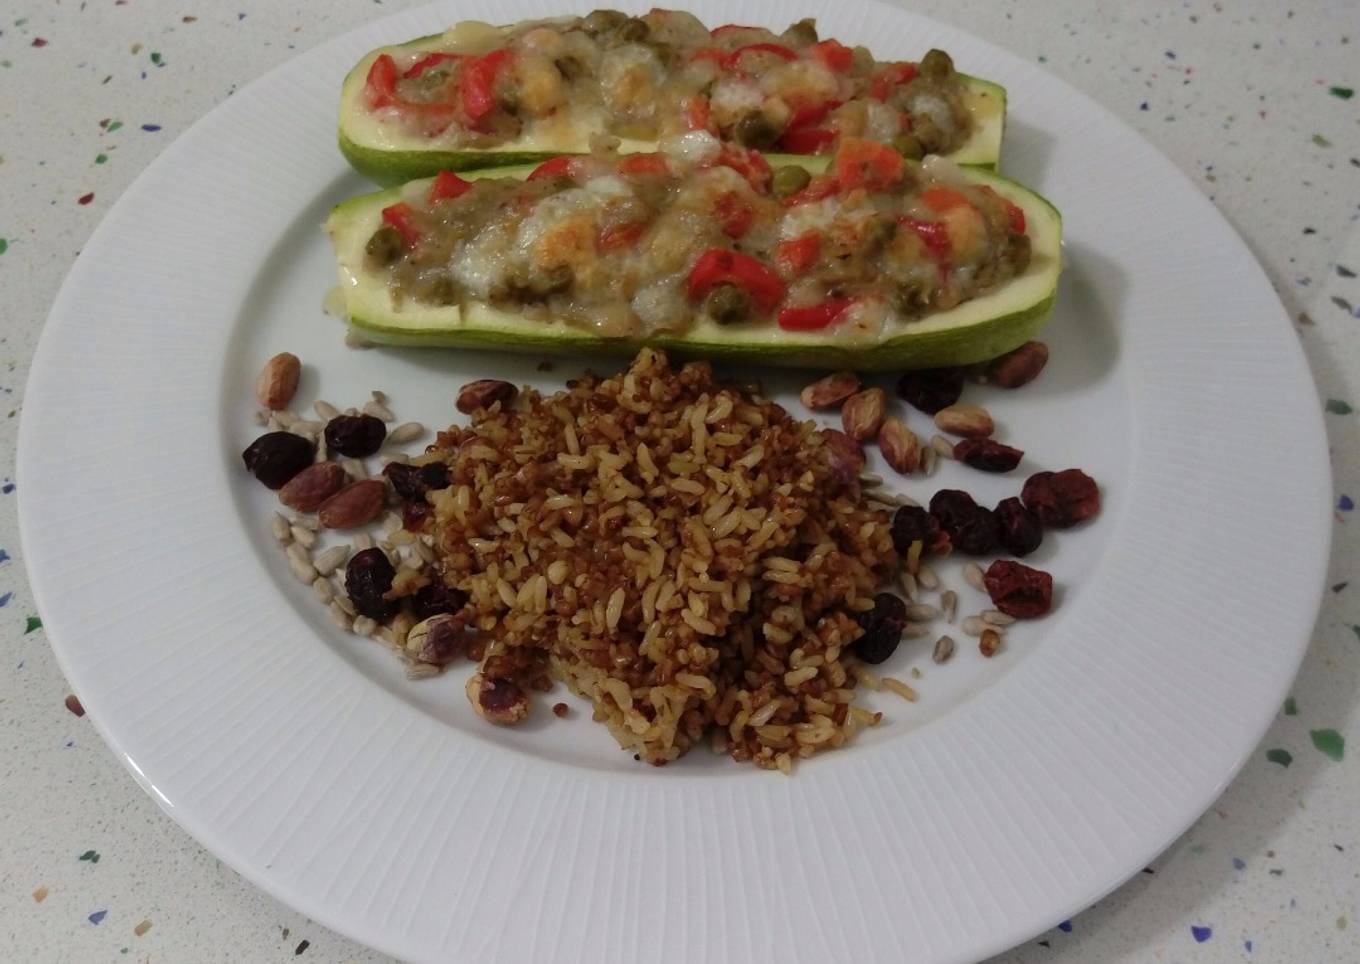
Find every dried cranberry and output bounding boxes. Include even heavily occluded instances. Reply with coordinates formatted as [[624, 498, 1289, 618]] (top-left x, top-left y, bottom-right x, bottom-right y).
[[983, 560, 1053, 618], [410, 582, 468, 621], [951, 505, 1000, 555], [384, 460, 449, 501], [890, 505, 940, 554], [954, 438, 1024, 473], [324, 414, 387, 457], [344, 547, 398, 620], [895, 368, 965, 414], [928, 489, 979, 532], [241, 431, 315, 489], [402, 500, 432, 531], [994, 497, 1043, 557], [853, 592, 908, 664], [1022, 469, 1100, 528]]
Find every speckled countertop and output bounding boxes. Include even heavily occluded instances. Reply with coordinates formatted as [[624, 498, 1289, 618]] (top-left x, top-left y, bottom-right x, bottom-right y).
[[1, 1, 1357, 961]]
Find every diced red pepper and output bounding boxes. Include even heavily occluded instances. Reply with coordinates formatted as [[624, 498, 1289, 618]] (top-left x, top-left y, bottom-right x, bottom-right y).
[[898, 216, 952, 261], [809, 39, 854, 73], [689, 46, 728, 66], [617, 153, 671, 176], [686, 249, 785, 311], [364, 53, 400, 109], [381, 202, 421, 247], [598, 222, 645, 251], [684, 95, 712, 131], [834, 137, 904, 190], [1006, 201, 1026, 235], [714, 191, 755, 238], [428, 170, 473, 202], [777, 127, 837, 154], [786, 99, 840, 131], [870, 62, 918, 101], [526, 155, 576, 181], [404, 51, 463, 79], [460, 48, 511, 125], [714, 144, 772, 192], [783, 173, 840, 206], [921, 186, 972, 214], [774, 232, 821, 275], [777, 298, 855, 331], [724, 42, 798, 70]]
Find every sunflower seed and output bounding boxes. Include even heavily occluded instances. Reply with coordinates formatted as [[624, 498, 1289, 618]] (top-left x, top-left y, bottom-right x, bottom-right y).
[[941, 589, 958, 623], [406, 662, 442, 680], [902, 622, 930, 639], [291, 514, 320, 532], [383, 452, 411, 467], [290, 525, 317, 549], [963, 562, 986, 591], [932, 634, 956, 663], [898, 570, 918, 600], [289, 554, 318, 584], [270, 513, 292, 543], [334, 594, 357, 617], [265, 415, 281, 431], [353, 532, 374, 550], [328, 601, 353, 630], [352, 615, 377, 637], [917, 564, 939, 590], [313, 544, 350, 576], [362, 399, 395, 422], [982, 609, 1017, 627], [882, 676, 918, 702], [314, 400, 340, 420], [387, 422, 424, 445], [273, 409, 297, 428], [906, 603, 939, 622], [311, 577, 334, 603], [961, 615, 986, 636], [371, 390, 389, 404], [340, 457, 368, 480], [931, 434, 955, 458], [921, 445, 937, 475]]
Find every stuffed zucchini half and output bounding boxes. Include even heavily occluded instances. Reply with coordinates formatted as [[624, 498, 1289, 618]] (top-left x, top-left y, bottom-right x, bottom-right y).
[[325, 139, 1059, 371], [339, 10, 1006, 186]]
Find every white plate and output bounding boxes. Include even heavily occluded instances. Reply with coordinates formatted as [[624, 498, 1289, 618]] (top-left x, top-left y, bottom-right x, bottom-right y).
[[18, 1, 1331, 961]]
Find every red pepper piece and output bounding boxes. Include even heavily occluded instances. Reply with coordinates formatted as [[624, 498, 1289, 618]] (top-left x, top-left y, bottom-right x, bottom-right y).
[[898, 216, 952, 261], [598, 222, 645, 252], [921, 186, 972, 213], [526, 155, 576, 181], [427, 170, 473, 202], [778, 127, 837, 154], [809, 39, 854, 73], [686, 249, 785, 311], [783, 173, 840, 206], [1006, 201, 1026, 235], [404, 51, 463, 79], [724, 42, 798, 70], [834, 137, 905, 190], [684, 95, 712, 131], [714, 144, 772, 192], [460, 48, 511, 125], [714, 191, 754, 238], [689, 46, 728, 65], [617, 153, 671, 176], [870, 62, 918, 101], [777, 298, 855, 331], [381, 203, 421, 247], [774, 232, 822, 275], [364, 53, 400, 108], [786, 99, 840, 131]]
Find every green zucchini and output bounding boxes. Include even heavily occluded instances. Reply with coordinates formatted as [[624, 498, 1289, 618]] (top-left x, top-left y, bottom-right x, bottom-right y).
[[338, 21, 1007, 186], [324, 160, 1060, 371]]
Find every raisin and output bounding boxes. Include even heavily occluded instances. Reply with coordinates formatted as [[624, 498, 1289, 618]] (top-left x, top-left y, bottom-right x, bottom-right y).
[[895, 367, 964, 414], [951, 505, 1000, 555], [402, 500, 432, 531], [1022, 469, 1100, 528], [410, 582, 469, 621], [928, 489, 979, 532], [852, 592, 908, 664], [983, 559, 1053, 618], [954, 438, 1024, 472], [384, 460, 450, 501], [344, 547, 398, 620], [994, 497, 1043, 557], [890, 505, 939, 554], [241, 431, 315, 489], [324, 414, 387, 457]]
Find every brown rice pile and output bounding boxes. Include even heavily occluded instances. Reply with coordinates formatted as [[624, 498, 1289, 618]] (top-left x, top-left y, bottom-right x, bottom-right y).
[[416, 349, 897, 770]]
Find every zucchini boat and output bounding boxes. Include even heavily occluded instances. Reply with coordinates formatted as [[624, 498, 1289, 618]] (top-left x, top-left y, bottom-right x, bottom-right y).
[[325, 140, 1060, 371], [339, 10, 1006, 186]]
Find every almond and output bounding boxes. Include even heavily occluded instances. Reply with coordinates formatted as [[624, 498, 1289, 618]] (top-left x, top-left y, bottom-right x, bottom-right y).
[[278, 462, 348, 512], [456, 379, 517, 415], [841, 387, 886, 441], [934, 403, 994, 438], [878, 418, 920, 474], [800, 371, 860, 411], [988, 341, 1049, 389], [255, 352, 301, 410], [318, 479, 386, 529]]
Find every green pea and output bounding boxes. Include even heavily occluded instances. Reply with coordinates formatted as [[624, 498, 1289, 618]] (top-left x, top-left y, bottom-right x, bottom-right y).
[[784, 18, 818, 45], [771, 165, 812, 198], [735, 112, 781, 150], [919, 48, 954, 80]]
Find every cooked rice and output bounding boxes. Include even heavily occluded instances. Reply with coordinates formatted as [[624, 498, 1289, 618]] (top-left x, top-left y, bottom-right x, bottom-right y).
[[411, 349, 898, 768]]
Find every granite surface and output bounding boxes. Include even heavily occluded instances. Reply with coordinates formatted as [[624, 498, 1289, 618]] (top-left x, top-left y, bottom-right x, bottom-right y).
[[1, 1, 1357, 960]]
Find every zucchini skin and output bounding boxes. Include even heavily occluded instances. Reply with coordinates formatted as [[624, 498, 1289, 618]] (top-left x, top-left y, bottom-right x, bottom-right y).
[[326, 163, 1061, 372], [337, 28, 1007, 185]]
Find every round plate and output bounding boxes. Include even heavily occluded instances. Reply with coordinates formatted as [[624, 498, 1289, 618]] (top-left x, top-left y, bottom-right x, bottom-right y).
[[18, 1, 1330, 961]]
